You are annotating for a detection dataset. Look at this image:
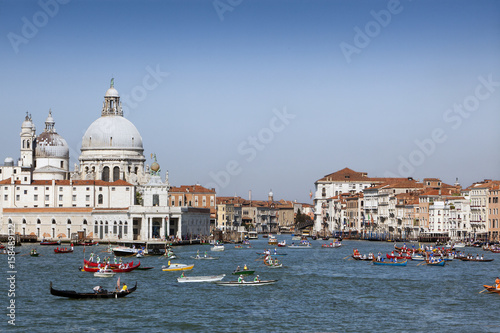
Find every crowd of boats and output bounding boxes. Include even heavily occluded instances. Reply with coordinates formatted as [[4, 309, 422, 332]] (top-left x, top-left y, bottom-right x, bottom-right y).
[[9, 233, 500, 298]]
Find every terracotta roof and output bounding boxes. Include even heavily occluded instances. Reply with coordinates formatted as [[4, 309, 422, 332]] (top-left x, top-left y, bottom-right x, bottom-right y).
[[316, 167, 408, 184], [170, 185, 216, 194]]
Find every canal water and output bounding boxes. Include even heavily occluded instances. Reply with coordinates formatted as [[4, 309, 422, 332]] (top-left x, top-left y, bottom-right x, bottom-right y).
[[1, 236, 499, 332]]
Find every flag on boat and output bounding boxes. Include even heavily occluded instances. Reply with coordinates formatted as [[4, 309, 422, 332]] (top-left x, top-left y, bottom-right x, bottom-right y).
[[117, 276, 120, 290]]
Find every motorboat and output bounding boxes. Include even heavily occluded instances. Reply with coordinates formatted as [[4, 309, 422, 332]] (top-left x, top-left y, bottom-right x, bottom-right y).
[[162, 263, 194, 271]]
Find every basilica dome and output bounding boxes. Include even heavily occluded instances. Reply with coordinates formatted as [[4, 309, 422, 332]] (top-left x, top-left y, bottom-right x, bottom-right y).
[[81, 116, 143, 150], [35, 111, 69, 159], [36, 131, 69, 158]]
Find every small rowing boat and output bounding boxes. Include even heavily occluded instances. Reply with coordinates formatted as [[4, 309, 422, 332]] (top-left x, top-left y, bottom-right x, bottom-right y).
[[459, 258, 494, 262], [177, 274, 225, 283], [190, 255, 219, 260], [373, 260, 407, 266], [162, 263, 194, 271], [483, 285, 500, 294], [40, 241, 60, 245], [425, 260, 446, 266], [94, 269, 116, 278], [232, 270, 255, 275], [215, 280, 277, 286], [54, 248, 73, 254]]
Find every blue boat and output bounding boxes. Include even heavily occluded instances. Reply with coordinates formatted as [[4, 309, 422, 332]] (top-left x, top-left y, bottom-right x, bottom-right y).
[[373, 259, 407, 266], [425, 260, 446, 266]]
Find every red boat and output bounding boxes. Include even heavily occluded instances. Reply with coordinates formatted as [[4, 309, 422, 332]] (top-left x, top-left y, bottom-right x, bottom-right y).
[[40, 241, 60, 245], [54, 248, 73, 254], [84, 258, 134, 268], [82, 262, 141, 273]]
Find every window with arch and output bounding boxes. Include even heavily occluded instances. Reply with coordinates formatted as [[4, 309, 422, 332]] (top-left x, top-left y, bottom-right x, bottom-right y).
[[113, 166, 120, 181], [113, 222, 117, 234], [67, 219, 71, 224], [124, 221, 128, 234], [102, 166, 110, 182], [37, 219, 41, 224], [83, 219, 88, 225], [52, 219, 56, 224], [104, 222, 108, 234], [98, 194, 103, 204], [22, 219, 26, 224]]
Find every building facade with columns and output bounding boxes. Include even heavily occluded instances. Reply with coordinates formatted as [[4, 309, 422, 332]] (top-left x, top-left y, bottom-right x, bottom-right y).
[[0, 81, 211, 242]]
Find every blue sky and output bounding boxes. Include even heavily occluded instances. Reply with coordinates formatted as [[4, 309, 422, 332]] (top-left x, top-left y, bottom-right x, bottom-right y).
[[0, 0, 499, 202]]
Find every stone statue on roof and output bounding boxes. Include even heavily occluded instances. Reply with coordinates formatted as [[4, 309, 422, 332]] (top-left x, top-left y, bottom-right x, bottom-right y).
[[150, 153, 161, 176]]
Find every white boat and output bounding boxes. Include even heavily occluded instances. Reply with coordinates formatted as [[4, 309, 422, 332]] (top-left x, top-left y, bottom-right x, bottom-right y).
[[291, 235, 301, 241], [288, 244, 312, 248], [453, 242, 466, 248], [248, 231, 258, 239], [190, 255, 219, 260], [411, 254, 425, 261], [112, 246, 139, 256], [211, 244, 225, 252], [215, 280, 277, 286], [94, 269, 116, 278], [177, 274, 226, 283], [136, 252, 144, 258]]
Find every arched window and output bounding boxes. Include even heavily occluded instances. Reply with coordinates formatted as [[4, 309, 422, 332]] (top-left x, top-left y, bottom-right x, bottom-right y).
[[98, 194, 103, 204], [83, 219, 88, 225], [67, 219, 71, 224], [113, 166, 120, 181], [37, 219, 41, 224], [113, 222, 117, 234], [22, 219, 26, 224], [102, 166, 110, 182], [52, 219, 56, 224], [104, 221, 108, 234], [124, 221, 128, 234], [27, 140, 30, 149]]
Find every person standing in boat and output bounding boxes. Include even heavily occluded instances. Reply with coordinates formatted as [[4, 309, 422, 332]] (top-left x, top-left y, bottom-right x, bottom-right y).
[[121, 282, 128, 292], [495, 277, 500, 289]]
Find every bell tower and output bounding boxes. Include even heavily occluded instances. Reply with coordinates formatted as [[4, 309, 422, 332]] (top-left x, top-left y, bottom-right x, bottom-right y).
[[20, 112, 36, 168]]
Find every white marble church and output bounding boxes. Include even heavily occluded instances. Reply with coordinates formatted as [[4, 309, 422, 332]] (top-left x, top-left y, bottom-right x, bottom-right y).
[[0, 81, 211, 242]]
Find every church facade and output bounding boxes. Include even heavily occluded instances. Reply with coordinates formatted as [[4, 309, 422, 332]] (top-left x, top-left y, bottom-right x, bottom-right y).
[[0, 81, 211, 242]]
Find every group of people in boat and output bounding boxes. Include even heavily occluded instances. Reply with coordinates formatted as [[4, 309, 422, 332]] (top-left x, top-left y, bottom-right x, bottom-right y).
[[234, 264, 249, 272], [237, 274, 261, 283], [30, 249, 38, 255]]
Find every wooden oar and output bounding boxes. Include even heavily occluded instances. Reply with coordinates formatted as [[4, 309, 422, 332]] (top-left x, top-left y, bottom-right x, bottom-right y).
[[343, 256, 351, 260], [479, 289, 488, 293]]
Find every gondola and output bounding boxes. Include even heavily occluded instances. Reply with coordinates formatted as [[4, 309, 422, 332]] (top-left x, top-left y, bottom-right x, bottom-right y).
[[82, 262, 141, 273], [40, 241, 60, 245], [50, 282, 137, 299], [459, 258, 494, 262]]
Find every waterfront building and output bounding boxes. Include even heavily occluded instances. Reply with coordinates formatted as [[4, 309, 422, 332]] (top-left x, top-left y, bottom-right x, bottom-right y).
[[488, 185, 500, 242], [0, 82, 212, 242], [313, 167, 407, 233]]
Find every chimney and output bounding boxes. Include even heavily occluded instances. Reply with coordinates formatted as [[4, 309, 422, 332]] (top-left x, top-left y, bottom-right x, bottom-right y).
[[249, 190, 252, 201]]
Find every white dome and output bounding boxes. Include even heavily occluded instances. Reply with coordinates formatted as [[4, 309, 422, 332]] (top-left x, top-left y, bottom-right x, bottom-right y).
[[36, 132, 69, 158], [81, 116, 143, 150], [4, 157, 14, 166], [105, 87, 119, 97]]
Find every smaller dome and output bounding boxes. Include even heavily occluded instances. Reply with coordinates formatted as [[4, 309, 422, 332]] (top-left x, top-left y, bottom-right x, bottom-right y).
[[45, 112, 54, 124], [36, 132, 69, 159], [4, 157, 14, 166], [105, 87, 119, 97]]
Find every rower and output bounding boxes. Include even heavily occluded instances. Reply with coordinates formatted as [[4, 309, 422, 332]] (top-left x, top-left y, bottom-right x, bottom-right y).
[[254, 275, 260, 282], [495, 277, 500, 289], [238, 275, 244, 283]]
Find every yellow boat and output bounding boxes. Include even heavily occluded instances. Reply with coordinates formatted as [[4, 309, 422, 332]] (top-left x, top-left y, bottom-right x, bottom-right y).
[[162, 262, 194, 272]]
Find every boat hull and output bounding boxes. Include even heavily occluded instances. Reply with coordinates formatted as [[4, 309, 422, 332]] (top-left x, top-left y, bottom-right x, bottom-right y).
[[177, 274, 225, 283], [232, 270, 255, 275], [162, 264, 194, 272], [373, 260, 407, 266], [215, 280, 277, 286], [50, 282, 137, 299]]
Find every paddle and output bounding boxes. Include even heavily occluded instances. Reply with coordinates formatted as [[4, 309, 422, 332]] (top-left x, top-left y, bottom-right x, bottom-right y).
[[343, 256, 351, 260], [479, 289, 488, 293]]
